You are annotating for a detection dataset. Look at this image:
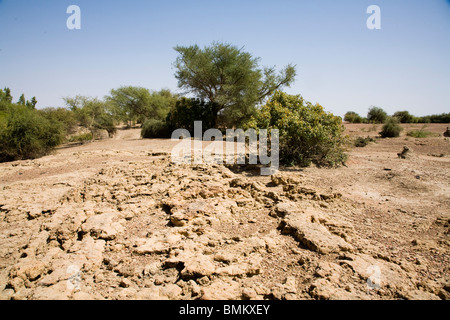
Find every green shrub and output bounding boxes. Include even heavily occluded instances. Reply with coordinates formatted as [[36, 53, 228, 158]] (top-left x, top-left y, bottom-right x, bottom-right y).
[[406, 125, 435, 138], [141, 119, 171, 139], [0, 104, 65, 162], [344, 111, 364, 123], [245, 91, 347, 167], [406, 130, 431, 138], [380, 117, 403, 138], [367, 106, 388, 124], [354, 136, 376, 147]]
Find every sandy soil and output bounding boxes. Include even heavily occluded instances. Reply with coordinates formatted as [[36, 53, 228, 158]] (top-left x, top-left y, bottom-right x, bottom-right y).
[[0, 123, 448, 300]]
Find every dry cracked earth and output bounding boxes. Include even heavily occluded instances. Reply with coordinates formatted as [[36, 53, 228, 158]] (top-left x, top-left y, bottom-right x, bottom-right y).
[[0, 124, 449, 300]]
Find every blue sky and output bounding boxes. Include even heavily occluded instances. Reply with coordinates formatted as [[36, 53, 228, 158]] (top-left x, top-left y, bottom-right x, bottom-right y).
[[0, 0, 449, 117]]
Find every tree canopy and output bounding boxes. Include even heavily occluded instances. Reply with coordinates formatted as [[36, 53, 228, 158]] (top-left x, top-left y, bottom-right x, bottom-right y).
[[106, 86, 177, 126], [344, 111, 364, 123], [64, 96, 116, 138], [174, 42, 296, 127], [367, 106, 388, 124]]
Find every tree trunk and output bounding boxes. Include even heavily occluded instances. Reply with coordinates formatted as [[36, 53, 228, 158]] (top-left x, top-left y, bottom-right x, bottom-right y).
[[211, 104, 222, 129]]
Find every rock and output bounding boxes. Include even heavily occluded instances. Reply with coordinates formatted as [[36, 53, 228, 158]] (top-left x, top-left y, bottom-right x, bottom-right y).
[[143, 262, 161, 276], [214, 253, 234, 264], [120, 278, 132, 288], [397, 146, 412, 159], [170, 213, 189, 227], [246, 254, 262, 276], [263, 236, 278, 253], [7, 277, 24, 293], [230, 178, 252, 189], [241, 287, 257, 300], [197, 276, 210, 286], [187, 280, 201, 297], [281, 216, 353, 254], [201, 278, 241, 300], [444, 127, 450, 138], [309, 278, 364, 300], [270, 174, 293, 186], [68, 236, 105, 269], [270, 285, 286, 300], [0, 289, 14, 300], [72, 291, 95, 300], [314, 261, 344, 283], [402, 290, 441, 300], [38, 259, 84, 288], [162, 268, 179, 284], [340, 253, 415, 292], [134, 287, 166, 300], [244, 237, 267, 253], [438, 289, 450, 300], [271, 201, 301, 218], [26, 206, 44, 220], [216, 265, 247, 277], [114, 264, 136, 278], [270, 277, 298, 300], [181, 255, 216, 279], [283, 276, 297, 294], [81, 212, 124, 240], [160, 284, 183, 299], [167, 200, 216, 227], [154, 276, 165, 286], [11, 288, 32, 300], [134, 233, 182, 255], [9, 260, 46, 282], [32, 282, 71, 300]]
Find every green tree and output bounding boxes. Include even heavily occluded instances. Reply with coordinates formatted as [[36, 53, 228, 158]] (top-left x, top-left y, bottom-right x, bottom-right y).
[[165, 97, 216, 135], [174, 42, 296, 127], [18, 94, 26, 105], [344, 111, 364, 123], [367, 106, 388, 124], [64, 96, 116, 139], [429, 113, 450, 123], [393, 111, 415, 123], [246, 91, 347, 167], [0, 88, 13, 111], [29, 96, 37, 109], [107, 86, 177, 126], [148, 89, 178, 121], [141, 119, 171, 139], [38, 107, 78, 135], [0, 88, 13, 104]]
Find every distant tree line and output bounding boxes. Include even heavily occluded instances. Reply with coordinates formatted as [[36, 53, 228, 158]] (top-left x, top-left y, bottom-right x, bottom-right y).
[[344, 107, 450, 124], [344, 107, 450, 140], [0, 86, 179, 162]]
